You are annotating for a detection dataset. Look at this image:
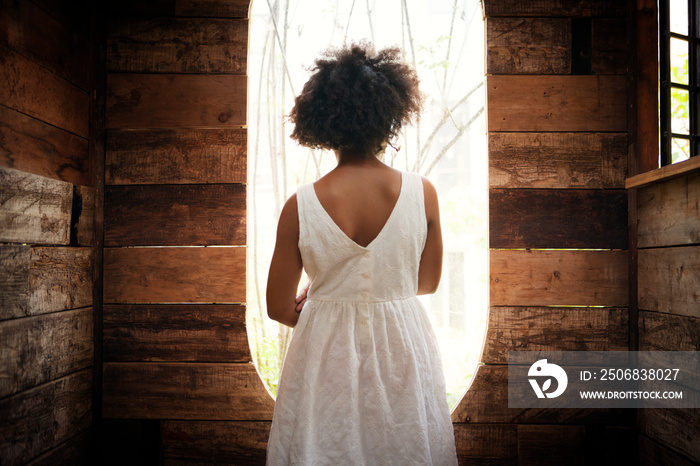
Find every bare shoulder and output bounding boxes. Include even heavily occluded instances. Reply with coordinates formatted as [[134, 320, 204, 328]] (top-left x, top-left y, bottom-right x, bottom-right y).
[[419, 175, 440, 223], [277, 193, 299, 237]]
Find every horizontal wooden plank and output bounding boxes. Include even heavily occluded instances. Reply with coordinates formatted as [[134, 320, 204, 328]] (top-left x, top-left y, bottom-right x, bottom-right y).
[[0, 245, 94, 320], [638, 408, 700, 463], [484, 0, 625, 17], [637, 173, 700, 248], [109, 0, 250, 18], [26, 429, 94, 466], [450, 364, 632, 425], [487, 18, 571, 74], [490, 250, 628, 307], [638, 246, 700, 317], [104, 184, 246, 246], [0, 48, 89, 138], [592, 18, 627, 75], [0, 307, 93, 398], [106, 74, 246, 129], [161, 420, 270, 465], [453, 423, 517, 465], [102, 362, 274, 420], [626, 154, 700, 189], [0, 106, 90, 186], [0, 166, 72, 244], [638, 311, 700, 351], [105, 128, 246, 185], [487, 75, 627, 132], [103, 304, 250, 362], [518, 425, 585, 466], [0, 369, 92, 466], [489, 189, 628, 249], [489, 132, 627, 189], [108, 18, 247, 73], [0, 0, 90, 89], [75, 185, 94, 246], [638, 433, 698, 466], [483, 307, 628, 364], [103, 247, 245, 303]]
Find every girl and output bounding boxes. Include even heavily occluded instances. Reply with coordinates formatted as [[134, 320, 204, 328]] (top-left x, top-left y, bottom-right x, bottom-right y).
[[265, 42, 458, 465]]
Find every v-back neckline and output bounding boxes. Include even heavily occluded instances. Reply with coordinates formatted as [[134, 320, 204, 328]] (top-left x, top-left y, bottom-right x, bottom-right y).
[[310, 171, 405, 250]]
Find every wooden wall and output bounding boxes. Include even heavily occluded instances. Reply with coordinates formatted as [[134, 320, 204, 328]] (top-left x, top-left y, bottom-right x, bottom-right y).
[[0, 0, 98, 464], [101, 0, 274, 463], [450, 0, 636, 463]]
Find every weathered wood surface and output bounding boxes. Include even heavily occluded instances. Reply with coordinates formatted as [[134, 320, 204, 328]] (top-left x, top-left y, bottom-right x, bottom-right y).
[[489, 132, 627, 189], [102, 362, 275, 420], [638, 408, 700, 464], [638, 433, 697, 466], [638, 246, 700, 317], [483, 307, 628, 364], [109, 0, 250, 18], [0, 0, 90, 89], [103, 304, 250, 362], [0, 48, 89, 138], [106, 74, 246, 129], [451, 364, 632, 425], [161, 420, 270, 465], [0, 307, 93, 398], [490, 250, 628, 307], [487, 75, 627, 132], [517, 425, 585, 466], [637, 173, 700, 248], [106, 128, 246, 185], [0, 167, 72, 244], [627, 155, 700, 189], [453, 423, 517, 465], [108, 18, 247, 73], [489, 188, 628, 249], [483, 0, 625, 17], [0, 245, 94, 320], [487, 18, 571, 74], [104, 184, 246, 246], [0, 104, 90, 187], [75, 185, 94, 246], [0, 369, 92, 466], [638, 311, 700, 351], [591, 18, 626, 75], [26, 429, 93, 466], [103, 246, 245, 303]]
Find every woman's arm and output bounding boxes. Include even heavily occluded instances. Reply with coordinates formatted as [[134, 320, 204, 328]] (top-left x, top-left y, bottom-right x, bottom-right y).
[[266, 194, 304, 327], [417, 177, 443, 295]]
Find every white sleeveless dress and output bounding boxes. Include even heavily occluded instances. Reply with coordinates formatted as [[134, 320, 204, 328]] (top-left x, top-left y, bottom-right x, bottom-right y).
[[266, 171, 458, 465]]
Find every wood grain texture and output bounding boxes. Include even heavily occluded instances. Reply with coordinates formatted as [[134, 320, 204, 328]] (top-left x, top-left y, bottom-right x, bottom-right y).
[[483, 307, 628, 364], [0, 369, 92, 466], [637, 173, 700, 248], [638, 311, 700, 352], [638, 246, 700, 317], [490, 250, 629, 307], [102, 362, 274, 420], [487, 17, 571, 74], [453, 423, 517, 465], [0, 307, 93, 398], [0, 0, 89, 89], [638, 434, 697, 466], [489, 132, 627, 189], [592, 18, 626, 75], [106, 128, 246, 185], [161, 420, 270, 465], [517, 425, 585, 466], [487, 75, 627, 132], [483, 0, 625, 17], [0, 166, 72, 245], [106, 74, 246, 129], [75, 185, 94, 246], [451, 364, 632, 425], [638, 408, 700, 464], [489, 189, 628, 249], [104, 184, 246, 246], [103, 246, 245, 303], [0, 102, 90, 187], [109, 0, 250, 18], [0, 245, 30, 318], [0, 48, 89, 138], [103, 304, 250, 362], [26, 429, 94, 466], [108, 18, 247, 73]]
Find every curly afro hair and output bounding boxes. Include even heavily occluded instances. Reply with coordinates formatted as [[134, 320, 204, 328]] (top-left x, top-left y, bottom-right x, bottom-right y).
[[289, 41, 423, 155]]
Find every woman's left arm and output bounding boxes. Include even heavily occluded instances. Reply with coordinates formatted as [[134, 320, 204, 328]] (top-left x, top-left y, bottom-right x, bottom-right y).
[[266, 194, 304, 327]]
